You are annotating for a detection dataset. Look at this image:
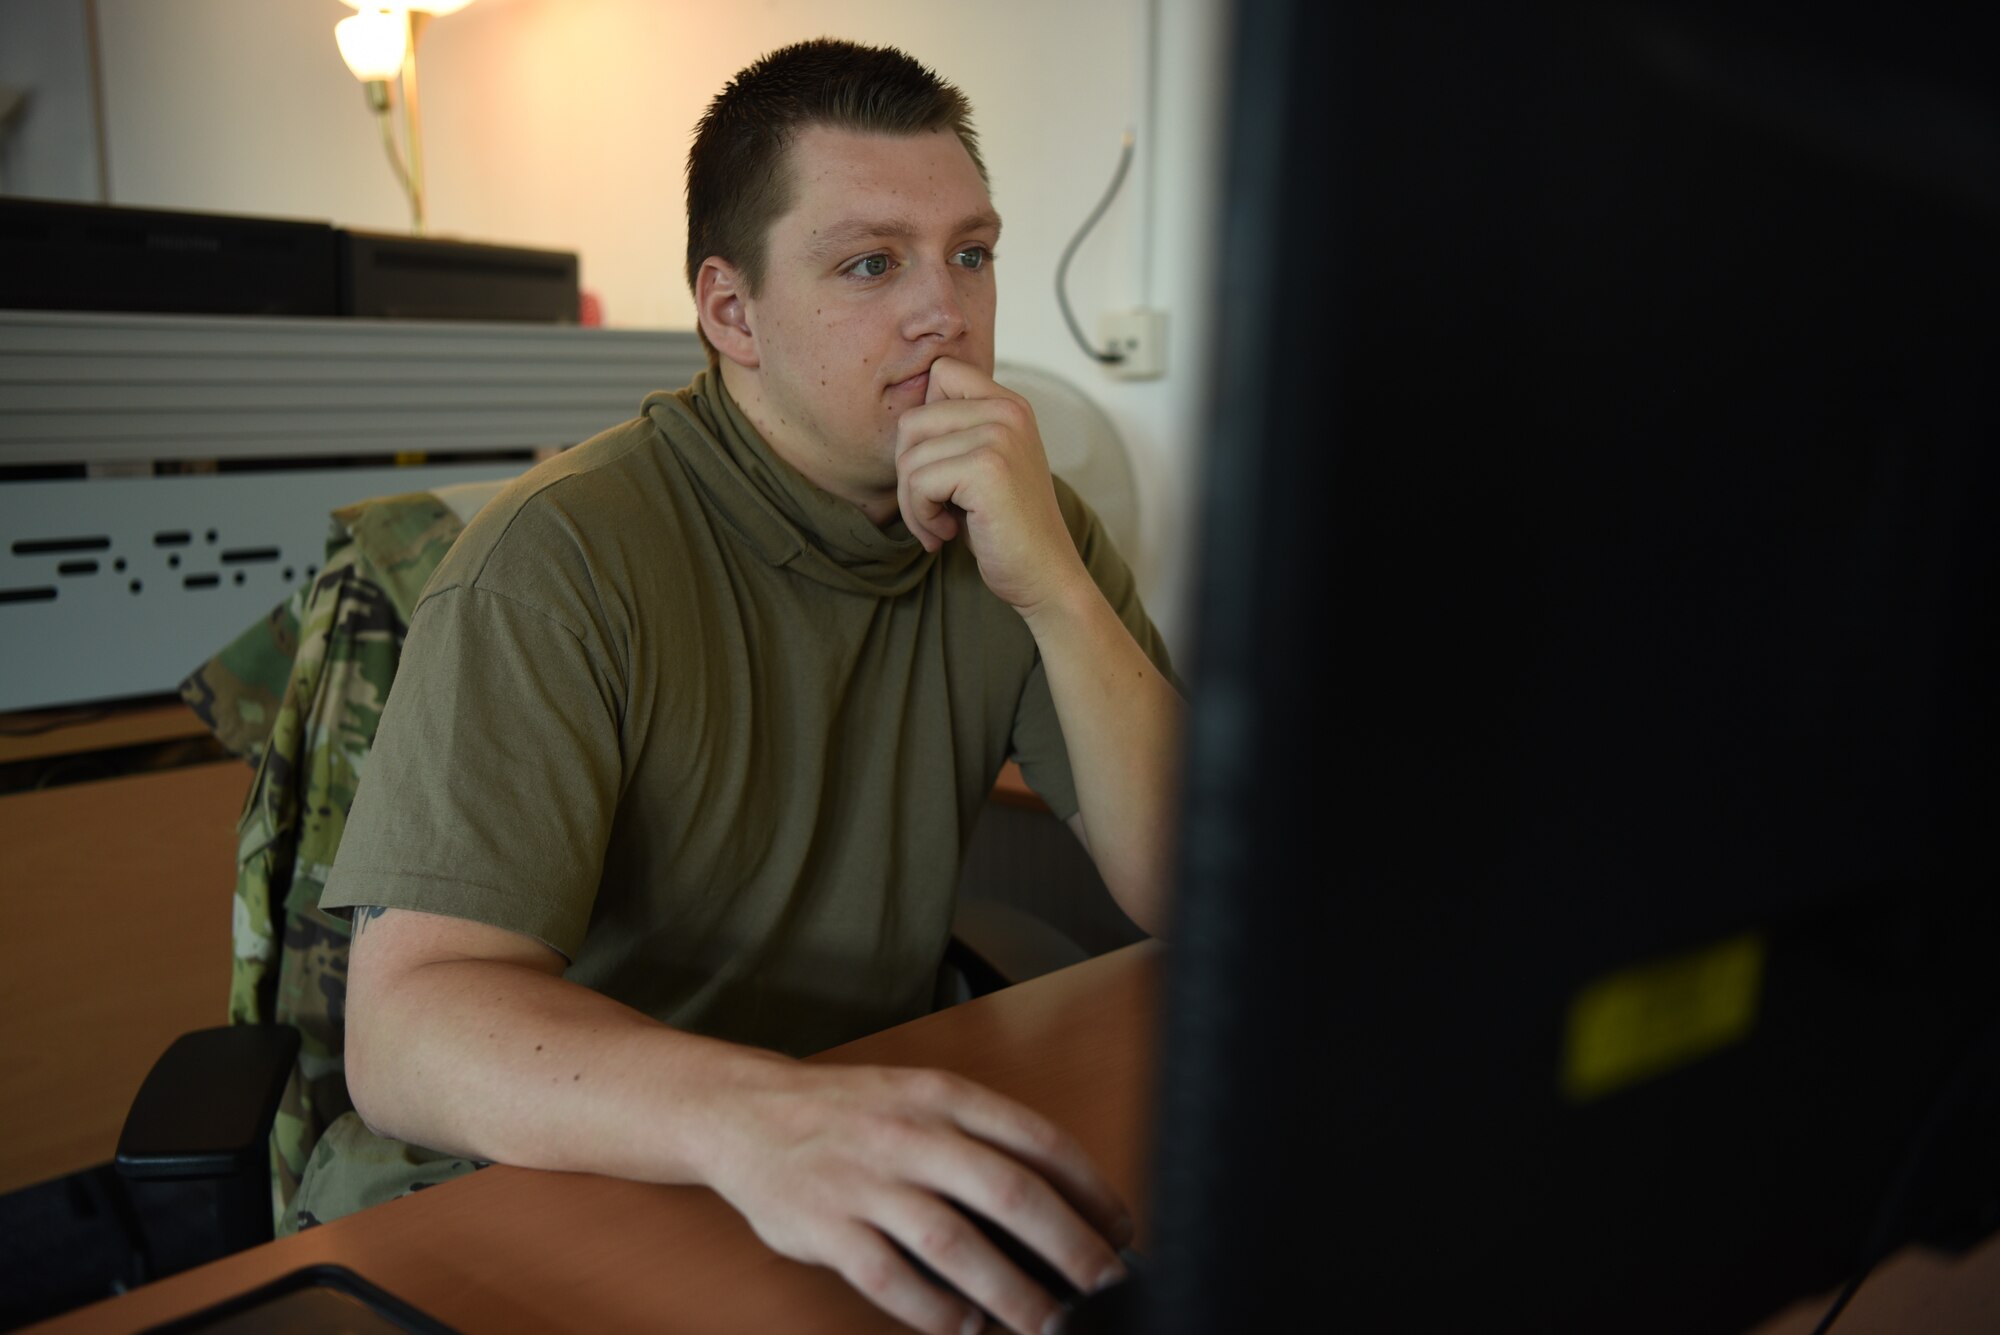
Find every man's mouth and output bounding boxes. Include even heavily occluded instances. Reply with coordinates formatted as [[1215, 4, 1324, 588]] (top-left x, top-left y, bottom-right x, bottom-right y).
[[888, 368, 930, 400]]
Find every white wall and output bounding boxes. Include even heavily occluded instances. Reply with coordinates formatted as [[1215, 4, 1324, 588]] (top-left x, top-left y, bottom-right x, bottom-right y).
[[0, 0, 103, 200], [18, 0, 1228, 655]]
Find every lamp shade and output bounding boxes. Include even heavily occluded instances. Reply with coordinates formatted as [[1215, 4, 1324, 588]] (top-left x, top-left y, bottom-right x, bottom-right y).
[[334, 9, 408, 82]]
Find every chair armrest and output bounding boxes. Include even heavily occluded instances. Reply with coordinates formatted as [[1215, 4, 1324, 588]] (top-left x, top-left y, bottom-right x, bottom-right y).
[[116, 1024, 299, 1182], [946, 899, 1091, 999], [114, 1024, 301, 1273]]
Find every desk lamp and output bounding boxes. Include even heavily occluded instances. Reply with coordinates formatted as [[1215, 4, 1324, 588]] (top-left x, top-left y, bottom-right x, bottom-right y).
[[333, 0, 477, 234]]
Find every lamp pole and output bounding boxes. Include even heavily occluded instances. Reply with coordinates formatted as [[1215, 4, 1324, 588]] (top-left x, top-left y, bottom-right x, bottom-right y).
[[399, 8, 430, 234], [337, 3, 468, 236]]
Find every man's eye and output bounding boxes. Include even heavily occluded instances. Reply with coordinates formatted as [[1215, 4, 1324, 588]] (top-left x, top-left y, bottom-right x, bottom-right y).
[[845, 254, 893, 278], [953, 247, 990, 271]]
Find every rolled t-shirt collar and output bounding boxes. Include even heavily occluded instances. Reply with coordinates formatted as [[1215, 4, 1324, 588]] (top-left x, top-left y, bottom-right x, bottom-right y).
[[643, 369, 938, 598]]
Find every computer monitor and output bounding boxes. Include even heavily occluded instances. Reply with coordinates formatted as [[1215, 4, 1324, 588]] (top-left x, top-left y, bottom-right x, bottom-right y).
[[1139, 3, 2000, 1331]]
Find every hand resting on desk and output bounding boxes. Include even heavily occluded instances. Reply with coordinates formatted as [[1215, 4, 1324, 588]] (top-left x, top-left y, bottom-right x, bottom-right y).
[[344, 905, 1131, 1335]]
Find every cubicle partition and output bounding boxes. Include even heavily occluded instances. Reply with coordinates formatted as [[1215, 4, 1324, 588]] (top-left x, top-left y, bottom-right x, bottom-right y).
[[0, 312, 702, 711]]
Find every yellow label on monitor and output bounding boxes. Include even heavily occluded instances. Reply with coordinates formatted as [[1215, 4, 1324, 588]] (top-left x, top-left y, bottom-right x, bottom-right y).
[[1561, 933, 1765, 1102]]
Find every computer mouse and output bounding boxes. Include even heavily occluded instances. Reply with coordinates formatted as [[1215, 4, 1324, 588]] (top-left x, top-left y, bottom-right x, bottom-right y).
[[1060, 1264, 1143, 1334]]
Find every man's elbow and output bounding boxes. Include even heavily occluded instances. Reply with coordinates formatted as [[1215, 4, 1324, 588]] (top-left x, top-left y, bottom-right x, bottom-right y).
[[1123, 891, 1173, 943], [1103, 864, 1172, 941], [340, 976, 403, 1139], [1069, 814, 1174, 939], [341, 931, 438, 1142]]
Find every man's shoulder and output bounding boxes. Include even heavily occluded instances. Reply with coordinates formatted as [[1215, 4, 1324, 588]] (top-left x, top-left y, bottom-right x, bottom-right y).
[[427, 413, 688, 594], [489, 413, 672, 529]]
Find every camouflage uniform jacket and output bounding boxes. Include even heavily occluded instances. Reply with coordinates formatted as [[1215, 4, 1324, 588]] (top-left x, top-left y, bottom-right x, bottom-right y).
[[180, 492, 464, 1233]]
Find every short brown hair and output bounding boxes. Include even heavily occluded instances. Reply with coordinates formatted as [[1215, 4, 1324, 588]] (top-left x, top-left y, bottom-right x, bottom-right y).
[[685, 39, 987, 350]]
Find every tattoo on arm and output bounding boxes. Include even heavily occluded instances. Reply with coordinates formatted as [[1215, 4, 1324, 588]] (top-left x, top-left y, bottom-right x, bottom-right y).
[[353, 904, 389, 938]]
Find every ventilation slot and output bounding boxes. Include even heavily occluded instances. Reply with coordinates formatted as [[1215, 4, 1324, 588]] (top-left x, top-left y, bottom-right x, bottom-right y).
[[182, 574, 220, 589], [0, 586, 58, 605], [12, 536, 110, 556], [57, 560, 100, 576]]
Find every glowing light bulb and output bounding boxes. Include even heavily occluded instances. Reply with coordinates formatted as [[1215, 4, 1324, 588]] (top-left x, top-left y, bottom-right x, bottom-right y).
[[335, 8, 408, 83], [337, 0, 479, 13]]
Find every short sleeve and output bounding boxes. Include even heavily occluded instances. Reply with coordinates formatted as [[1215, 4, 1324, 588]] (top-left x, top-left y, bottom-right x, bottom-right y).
[[1008, 479, 1181, 822], [319, 579, 624, 961]]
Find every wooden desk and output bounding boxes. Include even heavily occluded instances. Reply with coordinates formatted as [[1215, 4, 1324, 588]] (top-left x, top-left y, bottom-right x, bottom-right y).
[[34, 943, 1162, 1335], [0, 699, 209, 767], [1749, 1234, 2000, 1335], [18, 925, 2000, 1334], [0, 760, 246, 1196]]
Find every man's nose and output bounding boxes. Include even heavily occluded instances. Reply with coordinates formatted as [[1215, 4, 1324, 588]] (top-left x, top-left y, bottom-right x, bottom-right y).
[[901, 261, 970, 343]]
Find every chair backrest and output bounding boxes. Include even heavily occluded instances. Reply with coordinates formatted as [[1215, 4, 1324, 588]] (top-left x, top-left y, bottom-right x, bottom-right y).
[[180, 488, 482, 1228], [429, 477, 511, 525]]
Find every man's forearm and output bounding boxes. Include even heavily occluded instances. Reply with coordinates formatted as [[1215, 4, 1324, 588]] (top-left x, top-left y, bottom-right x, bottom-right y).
[[1021, 575, 1184, 937], [346, 949, 787, 1185], [343, 906, 1137, 1335]]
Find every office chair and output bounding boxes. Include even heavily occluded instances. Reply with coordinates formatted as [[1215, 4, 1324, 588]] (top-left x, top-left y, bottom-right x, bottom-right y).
[[114, 479, 1093, 1281]]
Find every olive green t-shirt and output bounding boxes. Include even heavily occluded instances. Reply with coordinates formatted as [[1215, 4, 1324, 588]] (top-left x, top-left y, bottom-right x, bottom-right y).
[[299, 369, 1173, 1226]]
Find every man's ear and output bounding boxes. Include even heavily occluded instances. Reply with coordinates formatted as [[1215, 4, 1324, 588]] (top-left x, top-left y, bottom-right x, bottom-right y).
[[696, 258, 758, 369]]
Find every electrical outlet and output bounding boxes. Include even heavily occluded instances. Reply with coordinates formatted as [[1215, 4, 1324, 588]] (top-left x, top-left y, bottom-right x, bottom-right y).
[[1099, 308, 1167, 380]]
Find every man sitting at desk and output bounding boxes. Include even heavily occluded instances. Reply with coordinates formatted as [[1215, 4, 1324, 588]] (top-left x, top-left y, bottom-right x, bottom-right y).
[[301, 36, 1182, 1335]]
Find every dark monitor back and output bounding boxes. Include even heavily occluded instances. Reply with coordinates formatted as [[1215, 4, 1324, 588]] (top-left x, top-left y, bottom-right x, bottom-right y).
[[1146, 3, 2000, 1331], [0, 198, 340, 316]]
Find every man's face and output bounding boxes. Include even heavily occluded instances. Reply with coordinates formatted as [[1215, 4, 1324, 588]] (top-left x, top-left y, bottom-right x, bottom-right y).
[[731, 125, 1000, 507]]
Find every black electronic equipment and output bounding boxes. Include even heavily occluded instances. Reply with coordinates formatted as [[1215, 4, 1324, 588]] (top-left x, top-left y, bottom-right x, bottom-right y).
[[140, 1264, 458, 1333], [0, 198, 578, 323], [339, 229, 578, 323], [0, 198, 340, 316], [1140, 3, 2000, 1332]]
